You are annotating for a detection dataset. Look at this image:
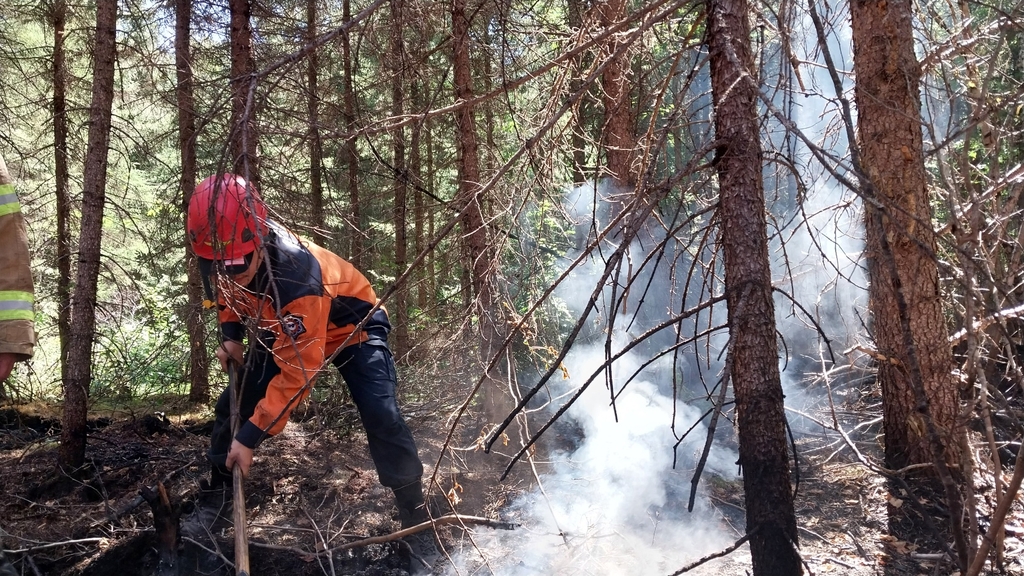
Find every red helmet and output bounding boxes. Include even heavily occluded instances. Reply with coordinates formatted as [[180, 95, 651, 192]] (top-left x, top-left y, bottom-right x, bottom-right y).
[[187, 173, 268, 261]]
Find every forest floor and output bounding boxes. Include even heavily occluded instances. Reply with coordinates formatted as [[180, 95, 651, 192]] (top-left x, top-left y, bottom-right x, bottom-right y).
[[0, 390, 1021, 576]]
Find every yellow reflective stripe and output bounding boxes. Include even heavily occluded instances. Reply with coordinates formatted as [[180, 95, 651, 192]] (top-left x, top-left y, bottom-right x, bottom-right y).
[[0, 290, 34, 321], [0, 310, 34, 321], [0, 290, 33, 302], [0, 184, 20, 217]]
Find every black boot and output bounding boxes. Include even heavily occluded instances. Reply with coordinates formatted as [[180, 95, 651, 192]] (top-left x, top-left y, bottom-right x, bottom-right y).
[[181, 475, 233, 540], [0, 540, 17, 576], [0, 554, 16, 576], [393, 481, 441, 574]]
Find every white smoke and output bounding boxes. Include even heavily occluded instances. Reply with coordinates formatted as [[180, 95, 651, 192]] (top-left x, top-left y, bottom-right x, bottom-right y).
[[446, 347, 742, 576], [444, 182, 742, 576], [491, 337, 739, 576]]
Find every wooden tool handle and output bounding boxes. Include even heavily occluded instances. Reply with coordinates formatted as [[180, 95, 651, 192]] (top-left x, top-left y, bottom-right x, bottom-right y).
[[228, 363, 251, 576], [232, 468, 250, 575]]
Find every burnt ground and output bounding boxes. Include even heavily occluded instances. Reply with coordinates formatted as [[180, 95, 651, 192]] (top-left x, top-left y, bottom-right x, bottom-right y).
[[0, 394, 1022, 576]]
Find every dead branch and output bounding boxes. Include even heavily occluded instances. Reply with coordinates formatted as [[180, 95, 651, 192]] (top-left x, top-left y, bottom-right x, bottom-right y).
[[667, 530, 754, 575], [688, 360, 730, 512], [965, 425, 1024, 576], [3, 537, 107, 554], [23, 553, 42, 576], [330, 515, 514, 552], [948, 302, 1024, 346]]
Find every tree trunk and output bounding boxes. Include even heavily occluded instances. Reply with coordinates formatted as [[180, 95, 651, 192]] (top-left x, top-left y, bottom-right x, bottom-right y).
[[850, 0, 967, 564], [390, 0, 409, 356], [706, 0, 801, 574], [230, 0, 258, 185], [597, 0, 634, 187], [341, 0, 362, 268], [453, 0, 508, 417], [51, 0, 72, 365], [851, 0, 961, 469], [59, 0, 118, 472], [411, 81, 426, 312], [567, 0, 588, 185], [306, 0, 327, 248], [452, 0, 491, 321], [426, 119, 436, 307], [177, 0, 211, 403]]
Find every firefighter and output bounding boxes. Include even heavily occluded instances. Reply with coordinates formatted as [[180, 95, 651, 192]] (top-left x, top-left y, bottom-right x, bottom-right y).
[[0, 152, 35, 389], [0, 152, 35, 576], [183, 173, 439, 572]]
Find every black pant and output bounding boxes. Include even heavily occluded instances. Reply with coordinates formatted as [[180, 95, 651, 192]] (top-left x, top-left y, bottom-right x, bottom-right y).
[[208, 337, 424, 489]]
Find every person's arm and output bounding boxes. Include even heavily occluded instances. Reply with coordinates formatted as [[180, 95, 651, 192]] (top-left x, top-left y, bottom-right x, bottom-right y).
[[0, 153, 35, 384], [214, 278, 246, 370], [218, 292, 249, 474]]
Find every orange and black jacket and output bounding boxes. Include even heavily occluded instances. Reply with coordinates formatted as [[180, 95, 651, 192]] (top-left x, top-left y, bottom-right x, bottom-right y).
[[210, 221, 390, 449]]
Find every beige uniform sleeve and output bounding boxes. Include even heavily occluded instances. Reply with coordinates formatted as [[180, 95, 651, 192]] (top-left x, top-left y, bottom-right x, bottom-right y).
[[0, 152, 36, 359]]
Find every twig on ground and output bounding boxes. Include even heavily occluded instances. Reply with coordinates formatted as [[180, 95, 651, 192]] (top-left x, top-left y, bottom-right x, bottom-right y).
[[3, 537, 107, 554], [824, 556, 854, 569], [797, 541, 816, 576], [302, 506, 336, 576], [798, 526, 829, 543], [249, 522, 363, 538], [331, 514, 515, 552], [16, 435, 58, 465], [89, 458, 116, 526], [845, 530, 868, 559], [707, 492, 828, 545], [786, 405, 959, 561], [912, 552, 950, 560]]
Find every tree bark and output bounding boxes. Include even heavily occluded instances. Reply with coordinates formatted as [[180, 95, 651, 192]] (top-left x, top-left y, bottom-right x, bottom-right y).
[[177, 0, 211, 403], [851, 0, 962, 475], [452, 0, 491, 320], [706, 0, 801, 574], [390, 0, 409, 356], [453, 0, 508, 417], [59, 0, 118, 472], [411, 81, 427, 312], [51, 0, 72, 367], [597, 0, 635, 187], [230, 0, 258, 185], [341, 0, 363, 268], [426, 119, 436, 307], [307, 0, 327, 248], [567, 0, 588, 185]]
